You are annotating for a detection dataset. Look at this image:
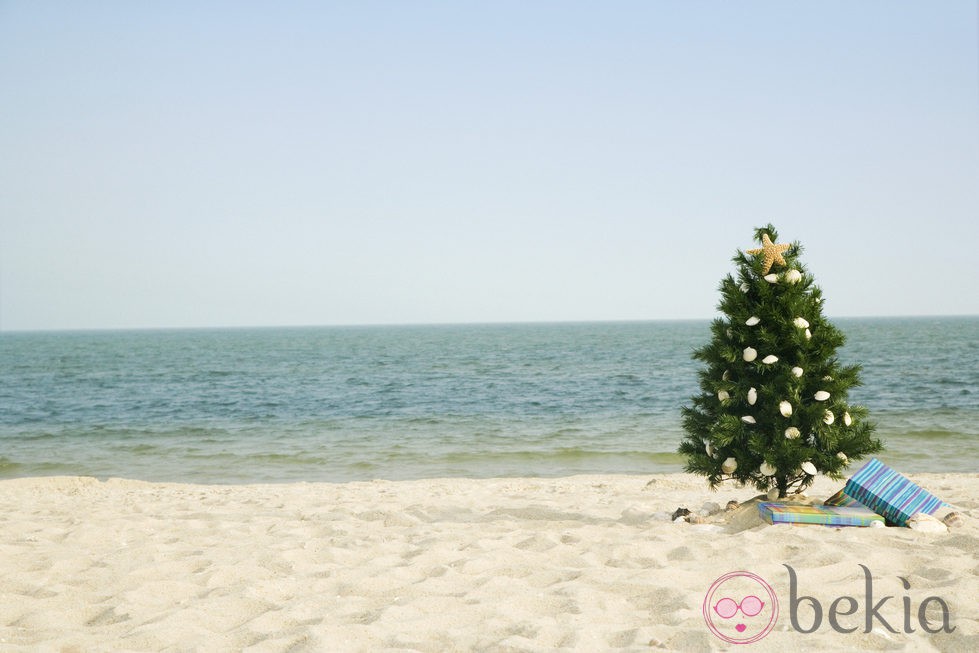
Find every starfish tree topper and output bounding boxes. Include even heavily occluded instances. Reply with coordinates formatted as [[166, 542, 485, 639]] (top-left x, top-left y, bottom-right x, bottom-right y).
[[746, 233, 791, 274]]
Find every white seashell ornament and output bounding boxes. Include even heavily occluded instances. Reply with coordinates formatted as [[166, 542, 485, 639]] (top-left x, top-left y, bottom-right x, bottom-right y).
[[759, 462, 777, 476], [745, 316, 761, 326], [791, 366, 804, 377], [805, 328, 812, 340], [740, 282, 750, 293], [721, 457, 738, 474], [801, 461, 818, 475], [766, 487, 780, 501], [843, 412, 852, 426], [764, 274, 778, 283], [705, 442, 714, 456], [836, 452, 849, 464], [722, 370, 730, 381], [762, 354, 779, 364], [823, 410, 835, 425], [741, 415, 756, 424], [747, 387, 757, 405], [784, 426, 801, 439], [793, 317, 810, 329], [814, 390, 830, 401], [717, 390, 730, 401], [785, 269, 802, 284], [743, 347, 758, 362], [779, 401, 793, 417]]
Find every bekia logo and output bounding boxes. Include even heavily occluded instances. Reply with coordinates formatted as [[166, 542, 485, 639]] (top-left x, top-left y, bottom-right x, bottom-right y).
[[703, 571, 779, 644], [704, 565, 955, 643]]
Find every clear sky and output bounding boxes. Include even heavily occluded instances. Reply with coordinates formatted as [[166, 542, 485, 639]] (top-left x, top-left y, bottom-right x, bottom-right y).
[[1, 2, 977, 331]]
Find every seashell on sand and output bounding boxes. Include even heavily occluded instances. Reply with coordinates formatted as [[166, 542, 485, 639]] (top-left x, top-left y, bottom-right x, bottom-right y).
[[907, 513, 948, 533], [766, 487, 780, 501], [725, 500, 740, 511], [942, 512, 963, 528], [700, 501, 722, 516], [671, 507, 691, 521]]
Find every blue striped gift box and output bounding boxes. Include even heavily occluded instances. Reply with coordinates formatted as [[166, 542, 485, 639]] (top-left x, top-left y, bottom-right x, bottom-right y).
[[843, 458, 947, 527]]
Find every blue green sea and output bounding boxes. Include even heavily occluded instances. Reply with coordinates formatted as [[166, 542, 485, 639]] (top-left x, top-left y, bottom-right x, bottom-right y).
[[1, 317, 976, 484]]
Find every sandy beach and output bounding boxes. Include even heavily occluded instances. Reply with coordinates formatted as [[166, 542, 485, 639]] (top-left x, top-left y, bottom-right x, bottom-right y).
[[1, 472, 976, 652]]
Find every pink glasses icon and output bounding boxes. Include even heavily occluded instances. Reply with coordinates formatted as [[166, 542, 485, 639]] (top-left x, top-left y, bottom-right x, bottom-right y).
[[713, 595, 765, 619]]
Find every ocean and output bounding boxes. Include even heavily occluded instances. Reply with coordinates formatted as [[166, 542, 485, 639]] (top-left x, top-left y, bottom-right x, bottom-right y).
[[1, 317, 976, 484]]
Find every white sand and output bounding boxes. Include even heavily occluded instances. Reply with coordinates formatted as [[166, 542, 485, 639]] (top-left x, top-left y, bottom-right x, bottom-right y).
[[0, 473, 976, 652]]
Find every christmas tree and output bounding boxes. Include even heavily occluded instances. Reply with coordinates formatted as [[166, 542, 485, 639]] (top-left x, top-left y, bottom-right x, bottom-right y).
[[679, 225, 882, 498]]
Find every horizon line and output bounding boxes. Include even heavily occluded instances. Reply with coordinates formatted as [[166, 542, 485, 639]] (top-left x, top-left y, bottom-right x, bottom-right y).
[[2, 313, 977, 335]]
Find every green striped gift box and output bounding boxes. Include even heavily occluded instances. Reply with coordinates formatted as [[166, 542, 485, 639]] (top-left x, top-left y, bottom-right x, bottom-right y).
[[758, 502, 885, 527], [823, 488, 863, 508]]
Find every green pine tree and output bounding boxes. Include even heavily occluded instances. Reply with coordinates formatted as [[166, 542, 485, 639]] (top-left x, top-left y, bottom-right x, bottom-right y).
[[679, 225, 882, 498]]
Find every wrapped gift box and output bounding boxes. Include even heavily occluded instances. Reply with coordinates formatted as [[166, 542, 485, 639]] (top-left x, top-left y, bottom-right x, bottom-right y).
[[842, 458, 947, 527], [759, 502, 885, 527], [823, 488, 864, 508]]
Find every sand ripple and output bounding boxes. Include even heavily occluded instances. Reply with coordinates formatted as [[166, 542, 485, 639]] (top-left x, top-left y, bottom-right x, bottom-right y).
[[1, 473, 976, 651]]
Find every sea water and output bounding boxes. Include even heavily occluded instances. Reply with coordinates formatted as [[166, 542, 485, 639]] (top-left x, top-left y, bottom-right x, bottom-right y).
[[1, 318, 976, 483]]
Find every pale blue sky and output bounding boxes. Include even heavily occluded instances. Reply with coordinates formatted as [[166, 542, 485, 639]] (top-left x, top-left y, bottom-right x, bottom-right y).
[[1, 1, 977, 331]]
